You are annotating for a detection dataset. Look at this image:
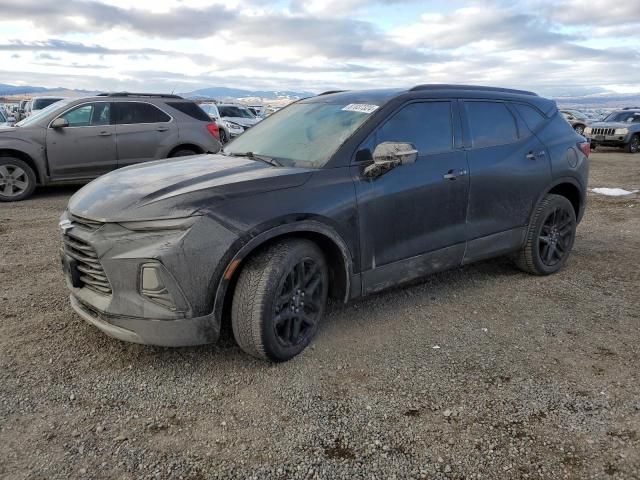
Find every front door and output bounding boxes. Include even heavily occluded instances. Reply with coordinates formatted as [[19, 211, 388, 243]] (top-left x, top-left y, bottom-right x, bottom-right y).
[[352, 101, 470, 294], [46, 102, 117, 179]]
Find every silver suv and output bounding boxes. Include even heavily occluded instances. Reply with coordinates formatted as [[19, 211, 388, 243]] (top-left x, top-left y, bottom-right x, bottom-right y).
[[0, 93, 222, 201]]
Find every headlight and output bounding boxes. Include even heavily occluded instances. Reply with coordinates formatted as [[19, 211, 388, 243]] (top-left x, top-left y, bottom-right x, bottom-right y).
[[614, 128, 629, 135], [118, 216, 198, 232], [224, 121, 242, 129], [583, 127, 592, 134]]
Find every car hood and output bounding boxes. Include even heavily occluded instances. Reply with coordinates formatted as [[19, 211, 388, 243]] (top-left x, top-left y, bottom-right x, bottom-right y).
[[589, 121, 634, 129], [223, 116, 260, 128], [68, 154, 314, 222]]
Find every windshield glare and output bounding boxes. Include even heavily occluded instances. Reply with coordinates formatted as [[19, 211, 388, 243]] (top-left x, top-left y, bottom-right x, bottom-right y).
[[224, 102, 374, 168], [604, 111, 640, 123], [16, 99, 73, 127]]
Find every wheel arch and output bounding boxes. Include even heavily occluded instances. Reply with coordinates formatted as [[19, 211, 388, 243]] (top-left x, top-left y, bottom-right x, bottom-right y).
[[0, 148, 42, 183], [211, 220, 354, 327], [532, 177, 585, 226], [168, 143, 204, 157]]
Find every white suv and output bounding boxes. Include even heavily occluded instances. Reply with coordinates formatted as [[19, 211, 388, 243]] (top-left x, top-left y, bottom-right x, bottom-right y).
[[199, 103, 245, 143]]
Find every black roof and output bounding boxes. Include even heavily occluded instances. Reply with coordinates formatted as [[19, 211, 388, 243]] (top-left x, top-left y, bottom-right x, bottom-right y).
[[304, 84, 555, 115], [96, 92, 183, 99]]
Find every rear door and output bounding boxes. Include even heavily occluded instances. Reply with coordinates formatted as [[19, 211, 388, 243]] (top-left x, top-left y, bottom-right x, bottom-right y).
[[46, 101, 117, 179], [114, 101, 178, 167], [461, 100, 551, 258]]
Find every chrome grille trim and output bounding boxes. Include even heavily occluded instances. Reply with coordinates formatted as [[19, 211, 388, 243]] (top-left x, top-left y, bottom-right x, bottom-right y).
[[62, 234, 112, 295], [69, 214, 103, 231]]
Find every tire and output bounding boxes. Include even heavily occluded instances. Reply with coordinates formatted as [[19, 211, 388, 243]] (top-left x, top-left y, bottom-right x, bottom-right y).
[[231, 239, 329, 362], [625, 134, 639, 154], [169, 148, 198, 158], [219, 128, 228, 144], [514, 194, 577, 275], [0, 157, 37, 202], [590, 142, 597, 151], [574, 124, 585, 135]]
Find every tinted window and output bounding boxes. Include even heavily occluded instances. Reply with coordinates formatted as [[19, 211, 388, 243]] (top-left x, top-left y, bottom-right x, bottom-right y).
[[33, 98, 63, 110], [374, 102, 453, 155], [60, 102, 111, 127], [513, 103, 546, 131], [464, 101, 518, 148], [167, 102, 210, 121], [115, 102, 170, 124]]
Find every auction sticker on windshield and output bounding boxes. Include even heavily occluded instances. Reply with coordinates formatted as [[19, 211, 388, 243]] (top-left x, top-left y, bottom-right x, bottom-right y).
[[342, 104, 379, 114]]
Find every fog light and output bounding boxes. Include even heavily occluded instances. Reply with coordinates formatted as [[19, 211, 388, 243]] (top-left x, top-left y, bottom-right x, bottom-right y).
[[140, 264, 176, 311]]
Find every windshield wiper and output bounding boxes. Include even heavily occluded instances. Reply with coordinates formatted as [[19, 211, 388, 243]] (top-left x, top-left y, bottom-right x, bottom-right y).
[[227, 151, 282, 167]]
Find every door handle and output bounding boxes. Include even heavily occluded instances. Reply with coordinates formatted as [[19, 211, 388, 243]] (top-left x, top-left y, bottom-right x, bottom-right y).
[[526, 150, 546, 160], [443, 169, 468, 181], [157, 127, 169, 132], [98, 131, 112, 136]]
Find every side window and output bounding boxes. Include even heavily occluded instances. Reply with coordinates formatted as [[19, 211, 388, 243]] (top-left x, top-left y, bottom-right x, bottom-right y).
[[115, 102, 170, 124], [59, 103, 111, 127], [464, 101, 518, 148], [365, 102, 453, 158], [512, 103, 546, 132]]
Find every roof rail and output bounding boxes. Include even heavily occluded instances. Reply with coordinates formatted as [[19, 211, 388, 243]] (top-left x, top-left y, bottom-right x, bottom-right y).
[[622, 106, 640, 110], [95, 92, 184, 99], [409, 84, 538, 96], [318, 90, 348, 96]]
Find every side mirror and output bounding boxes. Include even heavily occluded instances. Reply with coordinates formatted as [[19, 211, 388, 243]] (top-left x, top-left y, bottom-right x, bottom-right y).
[[362, 142, 418, 178], [51, 117, 69, 129]]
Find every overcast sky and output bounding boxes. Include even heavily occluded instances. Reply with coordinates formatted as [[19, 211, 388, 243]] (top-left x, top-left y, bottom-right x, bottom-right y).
[[1, 0, 639, 96]]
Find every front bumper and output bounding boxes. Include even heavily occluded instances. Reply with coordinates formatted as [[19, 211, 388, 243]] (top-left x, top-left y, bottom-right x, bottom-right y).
[[70, 294, 219, 346], [61, 214, 238, 346], [586, 132, 632, 146]]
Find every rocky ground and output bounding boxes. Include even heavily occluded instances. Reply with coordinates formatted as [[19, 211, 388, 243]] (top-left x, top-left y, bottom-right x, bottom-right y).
[[1, 150, 639, 479]]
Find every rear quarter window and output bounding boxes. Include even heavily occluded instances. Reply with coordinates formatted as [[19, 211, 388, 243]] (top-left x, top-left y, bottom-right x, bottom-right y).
[[464, 101, 518, 148], [167, 102, 210, 122], [512, 103, 547, 131]]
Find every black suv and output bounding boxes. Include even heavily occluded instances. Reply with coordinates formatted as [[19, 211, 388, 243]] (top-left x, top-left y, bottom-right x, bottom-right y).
[[60, 85, 589, 361]]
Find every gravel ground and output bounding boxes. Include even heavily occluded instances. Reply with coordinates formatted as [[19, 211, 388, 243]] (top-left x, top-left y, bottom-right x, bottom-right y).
[[1, 150, 639, 480]]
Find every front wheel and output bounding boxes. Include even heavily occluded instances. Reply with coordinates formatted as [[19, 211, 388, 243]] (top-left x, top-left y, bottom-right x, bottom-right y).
[[625, 134, 639, 153], [574, 124, 585, 135], [231, 239, 329, 362], [0, 157, 37, 202], [514, 194, 577, 275]]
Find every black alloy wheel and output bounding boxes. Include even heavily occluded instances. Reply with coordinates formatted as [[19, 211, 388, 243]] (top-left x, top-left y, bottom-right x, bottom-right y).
[[538, 206, 573, 267]]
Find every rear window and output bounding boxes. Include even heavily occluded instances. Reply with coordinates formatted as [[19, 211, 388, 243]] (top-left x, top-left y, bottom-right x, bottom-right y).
[[115, 102, 171, 124], [167, 102, 210, 122], [33, 98, 63, 110], [464, 101, 518, 148]]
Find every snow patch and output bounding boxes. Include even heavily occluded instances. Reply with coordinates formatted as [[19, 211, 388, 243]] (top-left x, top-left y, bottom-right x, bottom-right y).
[[591, 187, 638, 197]]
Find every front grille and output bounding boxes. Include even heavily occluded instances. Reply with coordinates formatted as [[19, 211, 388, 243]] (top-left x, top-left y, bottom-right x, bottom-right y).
[[63, 234, 112, 295], [69, 214, 103, 232], [592, 127, 615, 136]]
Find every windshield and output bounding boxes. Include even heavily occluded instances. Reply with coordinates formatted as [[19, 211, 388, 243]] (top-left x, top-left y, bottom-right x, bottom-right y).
[[219, 106, 255, 118], [0, 110, 5, 122], [604, 111, 640, 123], [33, 98, 63, 110], [224, 102, 375, 168], [16, 99, 73, 127]]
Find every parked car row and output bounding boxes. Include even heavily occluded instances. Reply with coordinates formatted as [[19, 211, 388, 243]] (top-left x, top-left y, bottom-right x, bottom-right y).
[[199, 103, 261, 143], [583, 107, 640, 153]]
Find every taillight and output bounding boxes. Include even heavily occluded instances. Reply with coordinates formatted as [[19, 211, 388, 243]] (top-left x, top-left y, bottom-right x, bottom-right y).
[[578, 141, 590, 158], [206, 123, 219, 140]]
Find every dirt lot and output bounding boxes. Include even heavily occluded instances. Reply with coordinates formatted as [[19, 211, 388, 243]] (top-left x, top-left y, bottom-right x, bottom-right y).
[[1, 150, 639, 479]]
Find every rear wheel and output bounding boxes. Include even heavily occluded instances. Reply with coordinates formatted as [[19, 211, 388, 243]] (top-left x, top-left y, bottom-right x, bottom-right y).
[[625, 134, 639, 153], [514, 194, 576, 275], [231, 239, 329, 362], [0, 157, 36, 202]]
